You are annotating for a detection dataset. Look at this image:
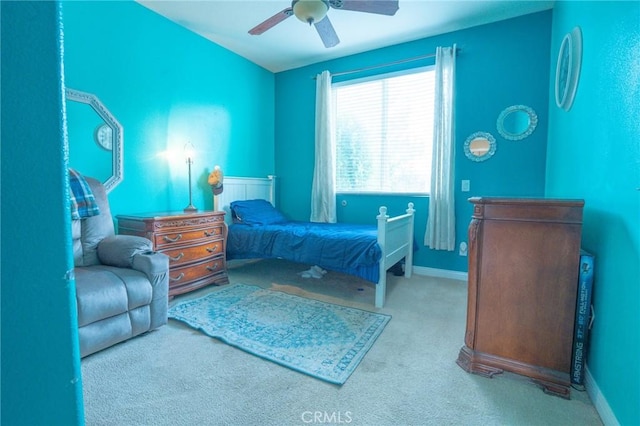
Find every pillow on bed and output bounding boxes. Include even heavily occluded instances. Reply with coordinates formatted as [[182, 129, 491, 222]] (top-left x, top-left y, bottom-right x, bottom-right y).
[[230, 199, 287, 225]]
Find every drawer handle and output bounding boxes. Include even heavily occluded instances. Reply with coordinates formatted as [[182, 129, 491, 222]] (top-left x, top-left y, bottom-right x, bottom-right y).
[[170, 272, 185, 282], [206, 264, 219, 272], [205, 246, 217, 253], [169, 252, 184, 262], [204, 230, 217, 237], [163, 234, 183, 243]]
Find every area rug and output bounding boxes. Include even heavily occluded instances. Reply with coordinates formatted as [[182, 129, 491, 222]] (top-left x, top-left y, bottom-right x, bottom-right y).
[[168, 283, 391, 385]]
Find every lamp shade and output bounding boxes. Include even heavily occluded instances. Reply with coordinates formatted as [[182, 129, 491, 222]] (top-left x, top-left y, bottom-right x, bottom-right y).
[[293, 0, 329, 25], [184, 142, 195, 162]]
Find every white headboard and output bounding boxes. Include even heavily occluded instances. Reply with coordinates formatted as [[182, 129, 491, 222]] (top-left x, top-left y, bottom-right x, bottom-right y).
[[217, 176, 276, 224]]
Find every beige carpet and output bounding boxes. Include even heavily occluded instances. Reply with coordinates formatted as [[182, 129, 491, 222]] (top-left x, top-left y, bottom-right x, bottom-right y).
[[81, 259, 602, 425]]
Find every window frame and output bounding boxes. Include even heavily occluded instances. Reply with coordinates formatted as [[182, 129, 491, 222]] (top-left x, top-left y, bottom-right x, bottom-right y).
[[332, 65, 435, 196]]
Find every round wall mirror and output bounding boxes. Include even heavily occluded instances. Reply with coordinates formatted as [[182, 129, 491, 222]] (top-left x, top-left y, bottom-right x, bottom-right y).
[[65, 88, 123, 192], [497, 105, 538, 141], [464, 131, 496, 162]]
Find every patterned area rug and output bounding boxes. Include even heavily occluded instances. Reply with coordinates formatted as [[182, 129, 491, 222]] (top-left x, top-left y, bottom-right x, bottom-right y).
[[168, 283, 391, 385]]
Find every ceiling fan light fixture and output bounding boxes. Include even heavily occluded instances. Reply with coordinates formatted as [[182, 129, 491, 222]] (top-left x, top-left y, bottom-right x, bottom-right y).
[[292, 0, 329, 25]]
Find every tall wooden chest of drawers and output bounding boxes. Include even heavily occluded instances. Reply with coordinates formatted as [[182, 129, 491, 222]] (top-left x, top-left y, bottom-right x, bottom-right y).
[[456, 197, 584, 398], [117, 211, 229, 297]]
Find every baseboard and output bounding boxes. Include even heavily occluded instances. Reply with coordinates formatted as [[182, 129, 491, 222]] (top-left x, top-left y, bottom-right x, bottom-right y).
[[412, 266, 468, 282], [585, 365, 619, 425]]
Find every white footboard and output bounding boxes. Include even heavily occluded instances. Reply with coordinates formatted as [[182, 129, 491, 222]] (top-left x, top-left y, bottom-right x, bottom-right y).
[[376, 203, 415, 308]]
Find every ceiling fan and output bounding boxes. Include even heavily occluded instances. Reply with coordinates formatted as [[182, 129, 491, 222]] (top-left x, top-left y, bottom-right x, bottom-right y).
[[248, 0, 400, 48]]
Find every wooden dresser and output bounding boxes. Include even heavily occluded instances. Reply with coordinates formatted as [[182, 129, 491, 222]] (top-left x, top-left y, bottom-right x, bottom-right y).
[[456, 197, 584, 398], [117, 211, 229, 297]]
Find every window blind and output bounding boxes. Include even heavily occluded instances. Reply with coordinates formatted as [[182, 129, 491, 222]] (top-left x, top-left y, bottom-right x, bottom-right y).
[[334, 68, 435, 194]]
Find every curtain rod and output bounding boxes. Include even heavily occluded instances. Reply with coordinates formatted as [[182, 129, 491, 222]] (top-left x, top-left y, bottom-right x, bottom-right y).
[[312, 47, 460, 79]]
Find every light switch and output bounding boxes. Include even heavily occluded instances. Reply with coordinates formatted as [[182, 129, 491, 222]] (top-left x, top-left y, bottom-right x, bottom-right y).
[[461, 180, 470, 192]]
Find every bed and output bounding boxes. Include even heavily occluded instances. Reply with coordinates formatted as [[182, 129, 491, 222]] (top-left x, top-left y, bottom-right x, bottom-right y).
[[217, 176, 415, 308]]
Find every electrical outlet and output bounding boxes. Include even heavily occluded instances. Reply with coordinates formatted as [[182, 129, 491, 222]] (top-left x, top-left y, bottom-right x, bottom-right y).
[[459, 242, 468, 256], [461, 180, 470, 192]]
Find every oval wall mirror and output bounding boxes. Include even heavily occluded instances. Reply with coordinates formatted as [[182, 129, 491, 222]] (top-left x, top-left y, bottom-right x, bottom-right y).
[[65, 88, 123, 192], [497, 105, 538, 141], [464, 132, 496, 162], [555, 26, 583, 111]]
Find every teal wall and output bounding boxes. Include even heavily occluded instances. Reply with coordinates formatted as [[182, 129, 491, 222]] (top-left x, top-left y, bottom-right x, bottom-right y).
[[62, 1, 275, 217], [1, 2, 84, 425], [275, 11, 552, 272], [546, 2, 640, 424]]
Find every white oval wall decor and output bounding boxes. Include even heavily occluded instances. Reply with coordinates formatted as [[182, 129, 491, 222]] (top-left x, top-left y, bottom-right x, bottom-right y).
[[555, 26, 583, 111]]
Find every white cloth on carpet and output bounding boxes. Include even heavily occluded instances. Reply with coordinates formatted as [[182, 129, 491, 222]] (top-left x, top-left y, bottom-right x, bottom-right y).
[[299, 265, 328, 279]]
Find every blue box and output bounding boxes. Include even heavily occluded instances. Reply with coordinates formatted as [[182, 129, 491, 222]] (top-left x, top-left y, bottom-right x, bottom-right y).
[[571, 249, 595, 386]]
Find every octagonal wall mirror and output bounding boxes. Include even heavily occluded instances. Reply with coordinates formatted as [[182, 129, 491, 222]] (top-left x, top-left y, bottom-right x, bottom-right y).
[[65, 88, 123, 192], [497, 105, 538, 141], [464, 131, 496, 162]]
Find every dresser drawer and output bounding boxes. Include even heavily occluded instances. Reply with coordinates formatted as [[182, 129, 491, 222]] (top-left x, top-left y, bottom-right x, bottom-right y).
[[154, 225, 223, 249], [168, 257, 226, 287], [162, 240, 224, 267], [117, 210, 229, 297]]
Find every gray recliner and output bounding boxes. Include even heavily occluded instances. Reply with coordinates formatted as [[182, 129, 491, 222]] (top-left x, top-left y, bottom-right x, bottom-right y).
[[72, 176, 169, 357]]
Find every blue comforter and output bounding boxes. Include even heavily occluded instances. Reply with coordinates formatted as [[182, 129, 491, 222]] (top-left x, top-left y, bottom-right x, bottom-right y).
[[227, 221, 382, 282]]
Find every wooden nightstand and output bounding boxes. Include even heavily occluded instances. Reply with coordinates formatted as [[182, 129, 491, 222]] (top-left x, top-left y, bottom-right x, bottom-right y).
[[117, 211, 229, 297]]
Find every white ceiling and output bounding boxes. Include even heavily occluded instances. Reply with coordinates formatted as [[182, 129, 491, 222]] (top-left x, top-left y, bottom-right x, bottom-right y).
[[137, 0, 554, 73]]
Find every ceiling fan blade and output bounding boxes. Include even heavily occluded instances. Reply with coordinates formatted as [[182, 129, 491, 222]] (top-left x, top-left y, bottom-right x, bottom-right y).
[[314, 16, 340, 48], [329, 0, 399, 16], [248, 7, 293, 35]]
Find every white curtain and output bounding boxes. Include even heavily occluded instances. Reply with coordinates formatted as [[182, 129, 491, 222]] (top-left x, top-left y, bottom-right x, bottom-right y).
[[425, 45, 456, 250], [310, 70, 337, 223]]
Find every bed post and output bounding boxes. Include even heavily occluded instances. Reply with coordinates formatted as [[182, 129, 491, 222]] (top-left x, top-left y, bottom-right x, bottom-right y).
[[376, 206, 389, 308], [405, 202, 415, 278], [267, 175, 277, 207]]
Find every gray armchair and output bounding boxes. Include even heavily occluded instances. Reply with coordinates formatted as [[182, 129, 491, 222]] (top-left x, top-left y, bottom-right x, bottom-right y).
[[72, 175, 169, 357]]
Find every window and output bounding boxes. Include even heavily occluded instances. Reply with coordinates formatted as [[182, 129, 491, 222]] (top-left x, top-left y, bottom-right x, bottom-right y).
[[334, 67, 435, 194]]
